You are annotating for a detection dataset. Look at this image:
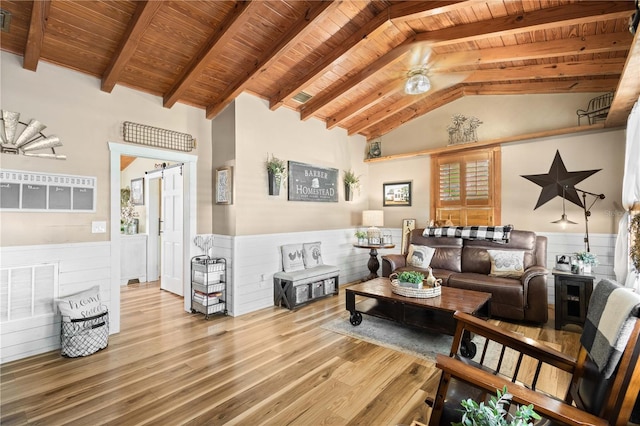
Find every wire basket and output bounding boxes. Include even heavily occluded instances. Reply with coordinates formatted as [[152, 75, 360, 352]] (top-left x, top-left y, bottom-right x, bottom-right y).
[[390, 280, 441, 299], [61, 310, 109, 358]]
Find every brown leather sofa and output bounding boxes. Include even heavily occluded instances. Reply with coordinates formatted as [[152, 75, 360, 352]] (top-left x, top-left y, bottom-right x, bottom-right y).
[[382, 228, 548, 323]]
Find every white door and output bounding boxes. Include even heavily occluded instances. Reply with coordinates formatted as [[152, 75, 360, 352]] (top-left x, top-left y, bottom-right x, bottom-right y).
[[161, 165, 184, 295]]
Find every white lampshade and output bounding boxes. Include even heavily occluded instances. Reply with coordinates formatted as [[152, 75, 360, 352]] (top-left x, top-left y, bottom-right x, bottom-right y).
[[362, 210, 384, 227]]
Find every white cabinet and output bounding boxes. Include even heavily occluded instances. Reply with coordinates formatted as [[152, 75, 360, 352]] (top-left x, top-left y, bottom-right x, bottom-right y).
[[121, 234, 147, 285]]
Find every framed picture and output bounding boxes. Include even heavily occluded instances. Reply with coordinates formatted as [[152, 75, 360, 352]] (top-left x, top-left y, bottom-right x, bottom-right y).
[[215, 166, 233, 205], [401, 219, 416, 255], [383, 181, 412, 207], [368, 141, 381, 159], [130, 178, 144, 205]]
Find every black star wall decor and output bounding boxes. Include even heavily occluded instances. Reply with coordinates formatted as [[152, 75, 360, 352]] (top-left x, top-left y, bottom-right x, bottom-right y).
[[521, 150, 601, 210]]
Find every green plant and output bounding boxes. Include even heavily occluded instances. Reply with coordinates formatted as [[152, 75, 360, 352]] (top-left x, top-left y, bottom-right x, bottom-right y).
[[354, 230, 367, 239], [575, 251, 598, 266], [454, 386, 541, 426], [631, 213, 640, 271], [398, 271, 424, 284], [344, 169, 361, 191], [266, 153, 286, 176]]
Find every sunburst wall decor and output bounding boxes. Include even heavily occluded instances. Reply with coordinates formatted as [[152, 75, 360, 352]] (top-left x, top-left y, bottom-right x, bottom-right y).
[[0, 110, 66, 159]]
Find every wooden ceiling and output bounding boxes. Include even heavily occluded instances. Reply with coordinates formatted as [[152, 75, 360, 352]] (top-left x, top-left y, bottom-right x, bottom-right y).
[[1, 1, 639, 141]]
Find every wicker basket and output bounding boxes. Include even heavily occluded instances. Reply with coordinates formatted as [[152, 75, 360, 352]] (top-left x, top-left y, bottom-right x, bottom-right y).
[[390, 280, 442, 299]]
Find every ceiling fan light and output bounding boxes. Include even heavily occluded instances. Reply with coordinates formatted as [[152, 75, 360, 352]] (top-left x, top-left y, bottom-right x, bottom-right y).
[[404, 72, 431, 95]]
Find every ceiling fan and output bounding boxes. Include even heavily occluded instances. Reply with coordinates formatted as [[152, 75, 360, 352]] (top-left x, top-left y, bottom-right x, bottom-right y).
[[400, 45, 467, 95]]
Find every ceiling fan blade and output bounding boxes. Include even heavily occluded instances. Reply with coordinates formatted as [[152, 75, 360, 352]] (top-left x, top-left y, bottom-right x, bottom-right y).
[[407, 44, 433, 70], [429, 72, 468, 91]]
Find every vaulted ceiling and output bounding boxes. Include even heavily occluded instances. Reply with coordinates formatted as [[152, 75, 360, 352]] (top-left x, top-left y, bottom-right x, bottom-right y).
[[1, 0, 639, 141]]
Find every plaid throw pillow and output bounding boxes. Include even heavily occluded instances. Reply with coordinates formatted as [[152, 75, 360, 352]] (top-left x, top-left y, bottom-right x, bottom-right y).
[[423, 225, 513, 243]]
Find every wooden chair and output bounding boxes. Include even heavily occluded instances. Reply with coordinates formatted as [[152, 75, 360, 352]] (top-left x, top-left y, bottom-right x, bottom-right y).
[[427, 301, 640, 425]]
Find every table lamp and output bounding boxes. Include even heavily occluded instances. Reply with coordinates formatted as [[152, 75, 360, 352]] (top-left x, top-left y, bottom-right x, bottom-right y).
[[362, 210, 384, 244]]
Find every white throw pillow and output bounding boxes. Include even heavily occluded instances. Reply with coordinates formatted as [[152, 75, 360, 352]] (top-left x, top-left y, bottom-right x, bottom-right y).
[[56, 285, 105, 320], [282, 244, 305, 272], [303, 241, 323, 268], [407, 244, 435, 268], [487, 249, 525, 278]]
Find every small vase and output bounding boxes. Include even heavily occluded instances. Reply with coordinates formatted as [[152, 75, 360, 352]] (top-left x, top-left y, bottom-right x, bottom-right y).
[[345, 183, 353, 201], [268, 172, 281, 196], [583, 264, 592, 275]]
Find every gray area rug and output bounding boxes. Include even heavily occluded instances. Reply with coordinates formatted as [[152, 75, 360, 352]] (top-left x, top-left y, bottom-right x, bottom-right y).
[[322, 313, 455, 362]]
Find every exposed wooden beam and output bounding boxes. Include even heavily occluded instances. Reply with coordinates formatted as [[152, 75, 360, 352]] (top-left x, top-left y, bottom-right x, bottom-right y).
[[328, 2, 634, 132], [361, 87, 465, 139], [205, 1, 336, 120], [326, 80, 403, 130], [348, 85, 463, 136], [388, 1, 468, 22], [462, 78, 620, 96], [163, 1, 255, 109], [268, 13, 392, 111], [23, 0, 51, 71], [462, 59, 626, 83], [413, 2, 635, 47], [299, 44, 411, 121], [606, 30, 640, 127], [361, 79, 620, 139], [268, 1, 472, 111], [429, 32, 633, 71], [101, 1, 162, 93]]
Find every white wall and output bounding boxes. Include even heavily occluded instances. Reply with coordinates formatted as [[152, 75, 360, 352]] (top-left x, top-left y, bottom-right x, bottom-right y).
[[379, 93, 605, 155], [234, 93, 369, 236], [0, 51, 213, 362]]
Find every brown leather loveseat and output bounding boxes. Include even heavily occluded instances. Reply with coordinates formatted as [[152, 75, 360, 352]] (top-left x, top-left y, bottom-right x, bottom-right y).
[[382, 228, 548, 323]]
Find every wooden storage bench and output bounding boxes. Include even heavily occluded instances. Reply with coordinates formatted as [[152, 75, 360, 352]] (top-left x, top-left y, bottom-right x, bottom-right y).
[[274, 264, 340, 310]]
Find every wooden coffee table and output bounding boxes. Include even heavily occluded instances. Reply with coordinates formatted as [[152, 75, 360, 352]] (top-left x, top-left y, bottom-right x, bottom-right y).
[[345, 277, 491, 357]]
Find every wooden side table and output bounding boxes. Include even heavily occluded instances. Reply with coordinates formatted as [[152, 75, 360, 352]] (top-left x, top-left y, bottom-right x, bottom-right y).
[[552, 269, 594, 330], [353, 243, 395, 280]]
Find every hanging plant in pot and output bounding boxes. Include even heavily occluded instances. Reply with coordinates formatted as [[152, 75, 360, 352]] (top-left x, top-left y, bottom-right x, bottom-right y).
[[343, 169, 360, 201], [266, 154, 286, 196]]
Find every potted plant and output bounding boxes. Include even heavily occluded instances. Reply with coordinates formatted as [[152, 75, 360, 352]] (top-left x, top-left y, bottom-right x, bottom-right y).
[[266, 154, 286, 195], [575, 251, 598, 274], [390, 270, 425, 289], [454, 386, 540, 426], [354, 230, 367, 245], [343, 169, 360, 201]]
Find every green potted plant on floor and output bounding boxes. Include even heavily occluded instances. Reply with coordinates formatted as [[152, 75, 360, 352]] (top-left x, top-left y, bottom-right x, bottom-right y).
[[266, 154, 286, 196], [454, 386, 540, 426], [343, 169, 360, 201]]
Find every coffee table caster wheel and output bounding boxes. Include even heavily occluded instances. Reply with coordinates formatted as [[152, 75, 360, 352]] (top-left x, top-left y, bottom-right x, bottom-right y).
[[460, 341, 477, 358], [349, 312, 362, 326]]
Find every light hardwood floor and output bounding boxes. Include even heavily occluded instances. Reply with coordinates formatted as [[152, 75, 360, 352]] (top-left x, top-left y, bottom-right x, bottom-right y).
[[1, 281, 581, 425]]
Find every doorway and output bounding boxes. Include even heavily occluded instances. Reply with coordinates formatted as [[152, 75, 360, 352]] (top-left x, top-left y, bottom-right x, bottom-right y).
[[109, 142, 197, 334]]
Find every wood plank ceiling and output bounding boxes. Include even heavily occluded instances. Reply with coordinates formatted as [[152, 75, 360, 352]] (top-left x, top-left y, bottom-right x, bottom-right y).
[[1, 0, 639, 141]]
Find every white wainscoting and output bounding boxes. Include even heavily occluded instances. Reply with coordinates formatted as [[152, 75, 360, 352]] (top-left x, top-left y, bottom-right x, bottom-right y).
[[226, 229, 399, 317], [0, 242, 112, 363], [539, 232, 616, 305], [2, 230, 613, 363]]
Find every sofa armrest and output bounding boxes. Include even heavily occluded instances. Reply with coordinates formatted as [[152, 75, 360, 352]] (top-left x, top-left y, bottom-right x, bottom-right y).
[[521, 266, 549, 322], [381, 254, 406, 277]]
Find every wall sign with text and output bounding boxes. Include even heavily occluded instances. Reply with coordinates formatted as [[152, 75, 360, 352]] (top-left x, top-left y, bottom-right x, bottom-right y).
[[287, 161, 338, 202], [0, 169, 97, 212]]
